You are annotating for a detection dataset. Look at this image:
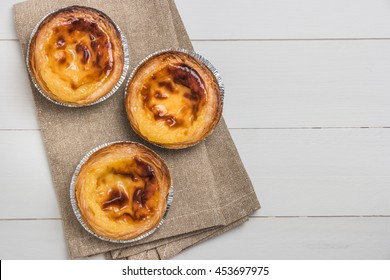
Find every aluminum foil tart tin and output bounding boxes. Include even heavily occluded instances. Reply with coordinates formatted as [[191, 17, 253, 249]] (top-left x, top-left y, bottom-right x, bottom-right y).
[[124, 48, 225, 149], [26, 6, 130, 107], [70, 141, 174, 243]]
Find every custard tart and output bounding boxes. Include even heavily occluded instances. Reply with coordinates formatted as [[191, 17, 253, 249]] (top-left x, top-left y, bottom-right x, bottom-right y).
[[27, 6, 128, 106], [125, 49, 223, 149], [71, 142, 172, 241]]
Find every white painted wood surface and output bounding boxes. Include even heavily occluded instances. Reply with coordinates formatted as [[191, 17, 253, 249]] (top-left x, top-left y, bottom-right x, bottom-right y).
[[4, 0, 390, 40], [5, 39, 390, 129], [175, 0, 390, 40], [0, 0, 389, 259], [174, 217, 390, 260], [1, 218, 389, 260], [2, 129, 390, 219]]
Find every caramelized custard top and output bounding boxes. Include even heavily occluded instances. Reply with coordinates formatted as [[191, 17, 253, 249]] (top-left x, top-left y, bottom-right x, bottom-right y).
[[75, 142, 171, 240], [95, 156, 159, 223], [29, 6, 124, 105], [141, 63, 207, 129], [126, 50, 223, 149], [45, 17, 114, 90]]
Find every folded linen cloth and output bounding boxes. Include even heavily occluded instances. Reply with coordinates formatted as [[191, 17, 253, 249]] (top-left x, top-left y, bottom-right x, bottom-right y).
[[13, 0, 260, 259]]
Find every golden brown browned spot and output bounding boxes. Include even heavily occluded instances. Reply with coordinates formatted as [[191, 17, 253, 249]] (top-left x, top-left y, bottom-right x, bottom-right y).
[[158, 81, 174, 92], [56, 36, 66, 48], [75, 43, 91, 64], [134, 157, 158, 203], [45, 16, 115, 88], [100, 158, 159, 222], [133, 188, 146, 205], [103, 61, 113, 74], [154, 91, 168, 99], [117, 213, 134, 221], [114, 169, 138, 182], [93, 53, 102, 67], [112, 163, 144, 183], [58, 57, 67, 64], [102, 188, 129, 210], [135, 157, 156, 182], [140, 63, 206, 128], [168, 64, 205, 99]]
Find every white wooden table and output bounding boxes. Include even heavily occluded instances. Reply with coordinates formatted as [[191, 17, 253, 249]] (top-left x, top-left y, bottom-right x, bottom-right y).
[[1, 0, 390, 259]]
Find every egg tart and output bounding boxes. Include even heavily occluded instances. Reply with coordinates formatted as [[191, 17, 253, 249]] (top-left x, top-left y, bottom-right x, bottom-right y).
[[125, 49, 223, 149], [71, 142, 172, 241], [27, 6, 128, 106]]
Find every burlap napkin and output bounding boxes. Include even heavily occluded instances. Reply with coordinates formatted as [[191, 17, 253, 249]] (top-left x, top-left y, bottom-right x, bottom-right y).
[[13, 0, 260, 259]]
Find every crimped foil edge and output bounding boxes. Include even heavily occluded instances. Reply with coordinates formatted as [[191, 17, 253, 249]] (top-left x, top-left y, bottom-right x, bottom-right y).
[[124, 48, 225, 149], [70, 141, 174, 243], [26, 6, 130, 107]]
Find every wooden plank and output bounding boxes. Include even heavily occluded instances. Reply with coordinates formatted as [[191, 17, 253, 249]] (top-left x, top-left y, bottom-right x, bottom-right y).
[[3, 0, 390, 40], [0, 0, 20, 40], [174, 217, 390, 260], [175, 0, 390, 40], [251, 177, 390, 217], [0, 131, 61, 219], [1, 217, 389, 259], [230, 128, 390, 178], [193, 40, 390, 128], [1, 129, 389, 219], [231, 128, 390, 216], [0, 219, 68, 259], [3, 40, 390, 129], [0, 41, 39, 129]]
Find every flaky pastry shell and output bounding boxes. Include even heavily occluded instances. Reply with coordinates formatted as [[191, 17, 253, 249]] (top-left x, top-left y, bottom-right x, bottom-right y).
[[125, 49, 224, 149], [72, 142, 172, 241], [27, 6, 127, 106]]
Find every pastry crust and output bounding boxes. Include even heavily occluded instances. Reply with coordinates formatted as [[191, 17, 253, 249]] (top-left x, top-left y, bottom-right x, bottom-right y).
[[125, 50, 223, 149], [74, 142, 171, 240], [28, 6, 125, 105]]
